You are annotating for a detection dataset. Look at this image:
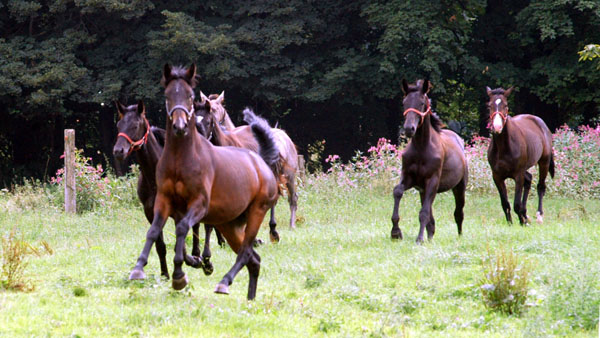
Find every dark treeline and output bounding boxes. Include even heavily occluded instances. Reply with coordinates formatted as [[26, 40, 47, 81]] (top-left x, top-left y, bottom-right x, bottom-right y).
[[1, 0, 599, 187]]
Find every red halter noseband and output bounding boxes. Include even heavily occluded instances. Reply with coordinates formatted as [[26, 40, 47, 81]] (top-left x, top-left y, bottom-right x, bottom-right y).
[[403, 95, 432, 127], [117, 118, 150, 157]]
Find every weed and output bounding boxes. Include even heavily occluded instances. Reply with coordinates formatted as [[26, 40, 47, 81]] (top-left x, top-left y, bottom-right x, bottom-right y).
[[479, 247, 531, 315], [1, 228, 34, 291]]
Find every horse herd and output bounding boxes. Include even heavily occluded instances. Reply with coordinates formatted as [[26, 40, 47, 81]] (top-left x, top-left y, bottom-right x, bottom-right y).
[[112, 64, 555, 300]]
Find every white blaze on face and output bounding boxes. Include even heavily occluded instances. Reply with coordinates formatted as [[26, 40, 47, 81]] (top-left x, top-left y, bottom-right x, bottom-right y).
[[492, 98, 504, 133], [196, 115, 204, 124]]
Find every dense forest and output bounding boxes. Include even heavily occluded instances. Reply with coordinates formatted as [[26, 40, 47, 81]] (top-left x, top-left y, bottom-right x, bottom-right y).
[[1, 0, 599, 186]]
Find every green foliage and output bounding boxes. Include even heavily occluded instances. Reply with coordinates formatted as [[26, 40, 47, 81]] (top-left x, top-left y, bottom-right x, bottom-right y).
[[479, 247, 532, 315], [579, 43, 600, 69], [1, 228, 34, 292]]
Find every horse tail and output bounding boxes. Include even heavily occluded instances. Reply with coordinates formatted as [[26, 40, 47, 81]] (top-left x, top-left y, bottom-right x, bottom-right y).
[[549, 152, 555, 179], [243, 108, 280, 176]]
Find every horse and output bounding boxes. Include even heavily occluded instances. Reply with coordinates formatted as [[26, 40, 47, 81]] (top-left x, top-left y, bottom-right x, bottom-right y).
[[201, 91, 236, 130], [112, 100, 216, 277], [129, 64, 280, 300], [196, 92, 299, 233], [485, 86, 555, 224], [390, 79, 468, 243]]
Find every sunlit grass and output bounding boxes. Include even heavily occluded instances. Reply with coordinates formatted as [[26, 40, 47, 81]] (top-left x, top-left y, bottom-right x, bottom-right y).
[[0, 185, 598, 337]]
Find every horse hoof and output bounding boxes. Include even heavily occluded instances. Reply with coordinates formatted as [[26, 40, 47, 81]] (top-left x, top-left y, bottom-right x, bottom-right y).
[[270, 231, 280, 243], [202, 260, 214, 276], [172, 274, 189, 290], [253, 239, 264, 247], [536, 212, 543, 224], [391, 230, 403, 240], [214, 283, 229, 295], [415, 238, 424, 245], [129, 269, 146, 280]]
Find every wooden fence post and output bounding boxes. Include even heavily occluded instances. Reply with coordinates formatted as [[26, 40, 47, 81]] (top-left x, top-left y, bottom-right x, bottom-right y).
[[64, 129, 76, 213], [297, 155, 306, 180]]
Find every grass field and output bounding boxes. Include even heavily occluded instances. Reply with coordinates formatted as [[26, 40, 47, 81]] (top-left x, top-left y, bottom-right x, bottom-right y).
[[0, 183, 599, 337]]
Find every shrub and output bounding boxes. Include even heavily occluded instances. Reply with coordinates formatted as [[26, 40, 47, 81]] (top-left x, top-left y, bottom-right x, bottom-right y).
[[479, 247, 531, 315], [309, 125, 600, 199]]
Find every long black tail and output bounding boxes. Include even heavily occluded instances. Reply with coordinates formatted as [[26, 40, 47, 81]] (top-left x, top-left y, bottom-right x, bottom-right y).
[[243, 108, 280, 175], [549, 152, 555, 179]]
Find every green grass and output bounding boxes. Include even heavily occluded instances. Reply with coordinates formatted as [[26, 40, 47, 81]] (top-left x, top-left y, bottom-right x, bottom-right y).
[[0, 184, 599, 337]]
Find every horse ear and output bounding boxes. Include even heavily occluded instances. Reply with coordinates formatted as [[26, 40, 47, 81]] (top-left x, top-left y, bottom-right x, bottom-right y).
[[504, 86, 514, 97], [486, 86, 492, 97], [421, 79, 431, 94], [401, 79, 409, 95], [161, 64, 172, 87], [186, 64, 197, 88], [137, 100, 145, 116], [115, 100, 125, 120], [200, 90, 209, 103], [216, 91, 225, 105]]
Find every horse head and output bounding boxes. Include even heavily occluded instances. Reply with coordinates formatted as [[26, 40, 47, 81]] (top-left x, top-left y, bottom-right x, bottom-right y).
[[113, 100, 149, 160], [162, 64, 197, 137], [194, 92, 213, 138], [401, 79, 432, 138], [486, 86, 514, 134]]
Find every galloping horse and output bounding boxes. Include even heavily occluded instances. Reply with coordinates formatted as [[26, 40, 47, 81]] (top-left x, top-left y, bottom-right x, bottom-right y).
[[129, 64, 279, 300], [196, 93, 299, 233], [113, 101, 215, 277], [390, 79, 468, 243], [486, 87, 554, 224]]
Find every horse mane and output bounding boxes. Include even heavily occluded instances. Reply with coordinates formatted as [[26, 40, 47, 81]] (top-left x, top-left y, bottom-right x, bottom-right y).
[[161, 65, 198, 87], [429, 112, 444, 133], [489, 88, 506, 95]]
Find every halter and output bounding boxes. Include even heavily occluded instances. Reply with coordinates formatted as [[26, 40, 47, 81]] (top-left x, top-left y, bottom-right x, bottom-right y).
[[403, 95, 432, 127], [490, 109, 508, 125], [117, 117, 150, 157], [167, 104, 195, 120]]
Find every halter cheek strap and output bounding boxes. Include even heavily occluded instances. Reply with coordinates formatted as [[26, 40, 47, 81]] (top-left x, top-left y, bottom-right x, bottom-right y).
[[117, 118, 150, 158], [403, 96, 432, 127], [490, 110, 508, 123]]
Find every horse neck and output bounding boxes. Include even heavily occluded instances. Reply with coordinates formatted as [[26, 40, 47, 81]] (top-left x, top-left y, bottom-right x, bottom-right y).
[[222, 113, 236, 130], [491, 116, 515, 153], [211, 121, 234, 147], [165, 122, 202, 157], [412, 115, 437, 149], [135, 130, 161, 181]]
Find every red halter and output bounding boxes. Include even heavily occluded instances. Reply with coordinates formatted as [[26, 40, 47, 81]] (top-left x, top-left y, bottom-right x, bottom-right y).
[[117, 118, 150, 157], [490, 109, 508, 124], [403, 95, 432, 127]]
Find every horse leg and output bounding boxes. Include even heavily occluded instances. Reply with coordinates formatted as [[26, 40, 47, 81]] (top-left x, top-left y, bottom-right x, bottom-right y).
[[172, 203, 207, 290], [130, 199, 170, 280], [452, 177, 466, 236], [420, 192, 435, 240], [155, 231, 169, 279], [492, 174, 512, 224], [513, 173, 526, 225], [215, 204, 267, 300], [268, 204, 280, 243], [521, 171, 532, 223], [417, 176, 439, 244], [286, 173, 298, 229], [200, 224, 215, 276], [536, 161, 550, 224], [391, 176, 413, 240], [144, 207, 169, 279], [215, 228, 225, 247], [192, 223, 201, 257]]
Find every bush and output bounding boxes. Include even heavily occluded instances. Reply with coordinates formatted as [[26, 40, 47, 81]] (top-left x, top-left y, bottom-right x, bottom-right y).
[[479, 247, 531, 315], [310, 125, 600, 199]]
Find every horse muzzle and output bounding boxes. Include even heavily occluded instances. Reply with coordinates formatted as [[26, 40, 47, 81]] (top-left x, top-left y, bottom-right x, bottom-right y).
[[113, 146, 129, 161], [173, 117, 188, 137], [404, 125, 416, 138]]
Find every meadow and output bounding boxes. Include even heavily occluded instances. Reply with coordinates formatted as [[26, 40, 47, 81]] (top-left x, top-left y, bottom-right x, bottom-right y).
[[0, 126, 599, 337]]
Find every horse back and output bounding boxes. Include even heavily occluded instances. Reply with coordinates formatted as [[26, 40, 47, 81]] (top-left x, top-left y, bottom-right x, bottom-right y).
[[512, 115, 553, 167], [438, 129, 468, 192], [203, 146, 278, 224]]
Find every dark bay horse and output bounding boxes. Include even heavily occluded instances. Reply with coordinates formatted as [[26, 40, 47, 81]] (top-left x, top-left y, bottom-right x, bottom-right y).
[[196, 93, 299, 235], [113, 101, 216, 277], [486, 87, 555, 224], [390, 79, 468, 243], [129, 64, 279, 300]]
